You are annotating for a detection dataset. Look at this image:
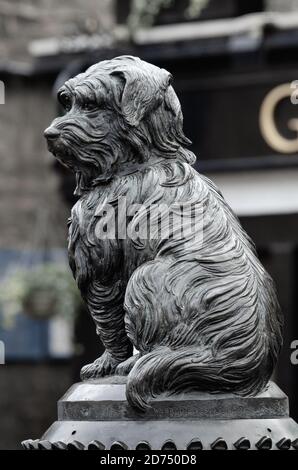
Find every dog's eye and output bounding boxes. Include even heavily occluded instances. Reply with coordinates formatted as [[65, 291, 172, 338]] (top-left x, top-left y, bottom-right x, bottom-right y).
[[58, 91, 72, 111]]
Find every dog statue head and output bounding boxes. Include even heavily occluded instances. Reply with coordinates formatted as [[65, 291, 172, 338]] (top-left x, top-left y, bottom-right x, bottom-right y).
[[44, 56, 195, 195]]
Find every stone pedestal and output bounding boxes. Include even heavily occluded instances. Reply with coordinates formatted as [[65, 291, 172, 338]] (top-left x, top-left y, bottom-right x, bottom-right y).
[[22, 378, 298, 450]]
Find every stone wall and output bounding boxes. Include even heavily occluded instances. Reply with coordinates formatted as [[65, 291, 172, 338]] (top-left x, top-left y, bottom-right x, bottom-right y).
[[0, 0, 114, 61], [0, 1, 115, 249], [0, 363, 73, 449], [0, 76, 69, 249], [0, 2, 109, 449]]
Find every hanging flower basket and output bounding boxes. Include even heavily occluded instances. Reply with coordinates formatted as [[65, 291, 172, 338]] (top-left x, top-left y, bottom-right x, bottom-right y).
[[0, 263, 82, 328], [22, 287, 59, 320]]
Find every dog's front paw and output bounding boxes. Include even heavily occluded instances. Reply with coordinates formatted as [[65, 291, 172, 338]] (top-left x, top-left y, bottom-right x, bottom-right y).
[[80, 351, 119, 380]]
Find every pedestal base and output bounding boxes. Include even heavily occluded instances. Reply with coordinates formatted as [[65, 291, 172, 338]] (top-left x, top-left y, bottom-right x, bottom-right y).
[[22, 378, 298, 450]]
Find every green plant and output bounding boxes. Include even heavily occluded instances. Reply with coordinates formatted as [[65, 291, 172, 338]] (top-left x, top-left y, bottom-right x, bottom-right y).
[[128, 0, 210, 31], [0, 263, 82, 328]]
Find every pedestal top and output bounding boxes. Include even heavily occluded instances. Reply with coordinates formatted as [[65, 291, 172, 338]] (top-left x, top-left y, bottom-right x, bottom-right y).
[[58, 378, 289, 421]]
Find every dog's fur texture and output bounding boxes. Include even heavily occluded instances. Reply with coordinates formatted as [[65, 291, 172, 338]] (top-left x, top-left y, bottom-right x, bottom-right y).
[[45, 56, 283, 412]]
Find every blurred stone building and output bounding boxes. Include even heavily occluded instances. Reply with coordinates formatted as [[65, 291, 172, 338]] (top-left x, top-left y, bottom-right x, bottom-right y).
[[0, 0, 114, 450], [0, 0, 114, 250]]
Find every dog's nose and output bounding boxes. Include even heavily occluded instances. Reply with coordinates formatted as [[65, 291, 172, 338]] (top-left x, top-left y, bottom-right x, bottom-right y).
[[44, 127, 60, 140]]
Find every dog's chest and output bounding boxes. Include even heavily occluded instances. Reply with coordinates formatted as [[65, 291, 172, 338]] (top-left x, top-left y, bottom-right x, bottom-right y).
[[68, 191, 125, 284]]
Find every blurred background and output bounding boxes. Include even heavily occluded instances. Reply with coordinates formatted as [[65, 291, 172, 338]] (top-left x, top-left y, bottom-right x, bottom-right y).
[[0, 0, 298, 449]]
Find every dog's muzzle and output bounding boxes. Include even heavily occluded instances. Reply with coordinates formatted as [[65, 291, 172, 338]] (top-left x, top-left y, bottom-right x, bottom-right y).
[[44, 126, 61, 140], [44, 125, 73, 167], [44, 125, 66, 155]]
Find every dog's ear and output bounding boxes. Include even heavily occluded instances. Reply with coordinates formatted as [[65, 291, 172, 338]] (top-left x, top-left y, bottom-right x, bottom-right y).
[[111, 66, 172, 126]]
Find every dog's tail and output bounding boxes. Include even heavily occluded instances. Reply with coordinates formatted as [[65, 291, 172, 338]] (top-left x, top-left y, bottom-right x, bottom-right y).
[[126, 344, 272, 412]]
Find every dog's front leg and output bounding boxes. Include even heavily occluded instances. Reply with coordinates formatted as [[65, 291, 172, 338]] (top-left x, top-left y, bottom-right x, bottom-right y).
[[80, 280, 133, 380]]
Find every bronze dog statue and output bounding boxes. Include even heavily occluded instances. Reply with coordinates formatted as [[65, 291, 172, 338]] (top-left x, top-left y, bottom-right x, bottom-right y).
[[44, 56, 283, 412]]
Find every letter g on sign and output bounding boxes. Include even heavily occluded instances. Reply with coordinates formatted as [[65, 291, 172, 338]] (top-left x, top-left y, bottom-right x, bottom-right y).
[[259, 82, 298, 154], [290, 340, 298, 365]]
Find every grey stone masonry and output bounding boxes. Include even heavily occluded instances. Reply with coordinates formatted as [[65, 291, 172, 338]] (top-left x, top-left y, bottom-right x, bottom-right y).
[[22, 379, 298, 450], [58, 378, 289, 422]]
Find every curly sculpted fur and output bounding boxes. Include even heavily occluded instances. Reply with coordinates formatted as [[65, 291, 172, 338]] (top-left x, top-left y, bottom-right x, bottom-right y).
[[44, 56, 283, 412]]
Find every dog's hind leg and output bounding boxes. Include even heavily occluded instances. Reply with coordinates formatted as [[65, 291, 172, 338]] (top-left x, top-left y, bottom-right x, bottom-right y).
[[80, 280, 133, 380], [123, 258, 175, 354], [115, 353, 140, 376]]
